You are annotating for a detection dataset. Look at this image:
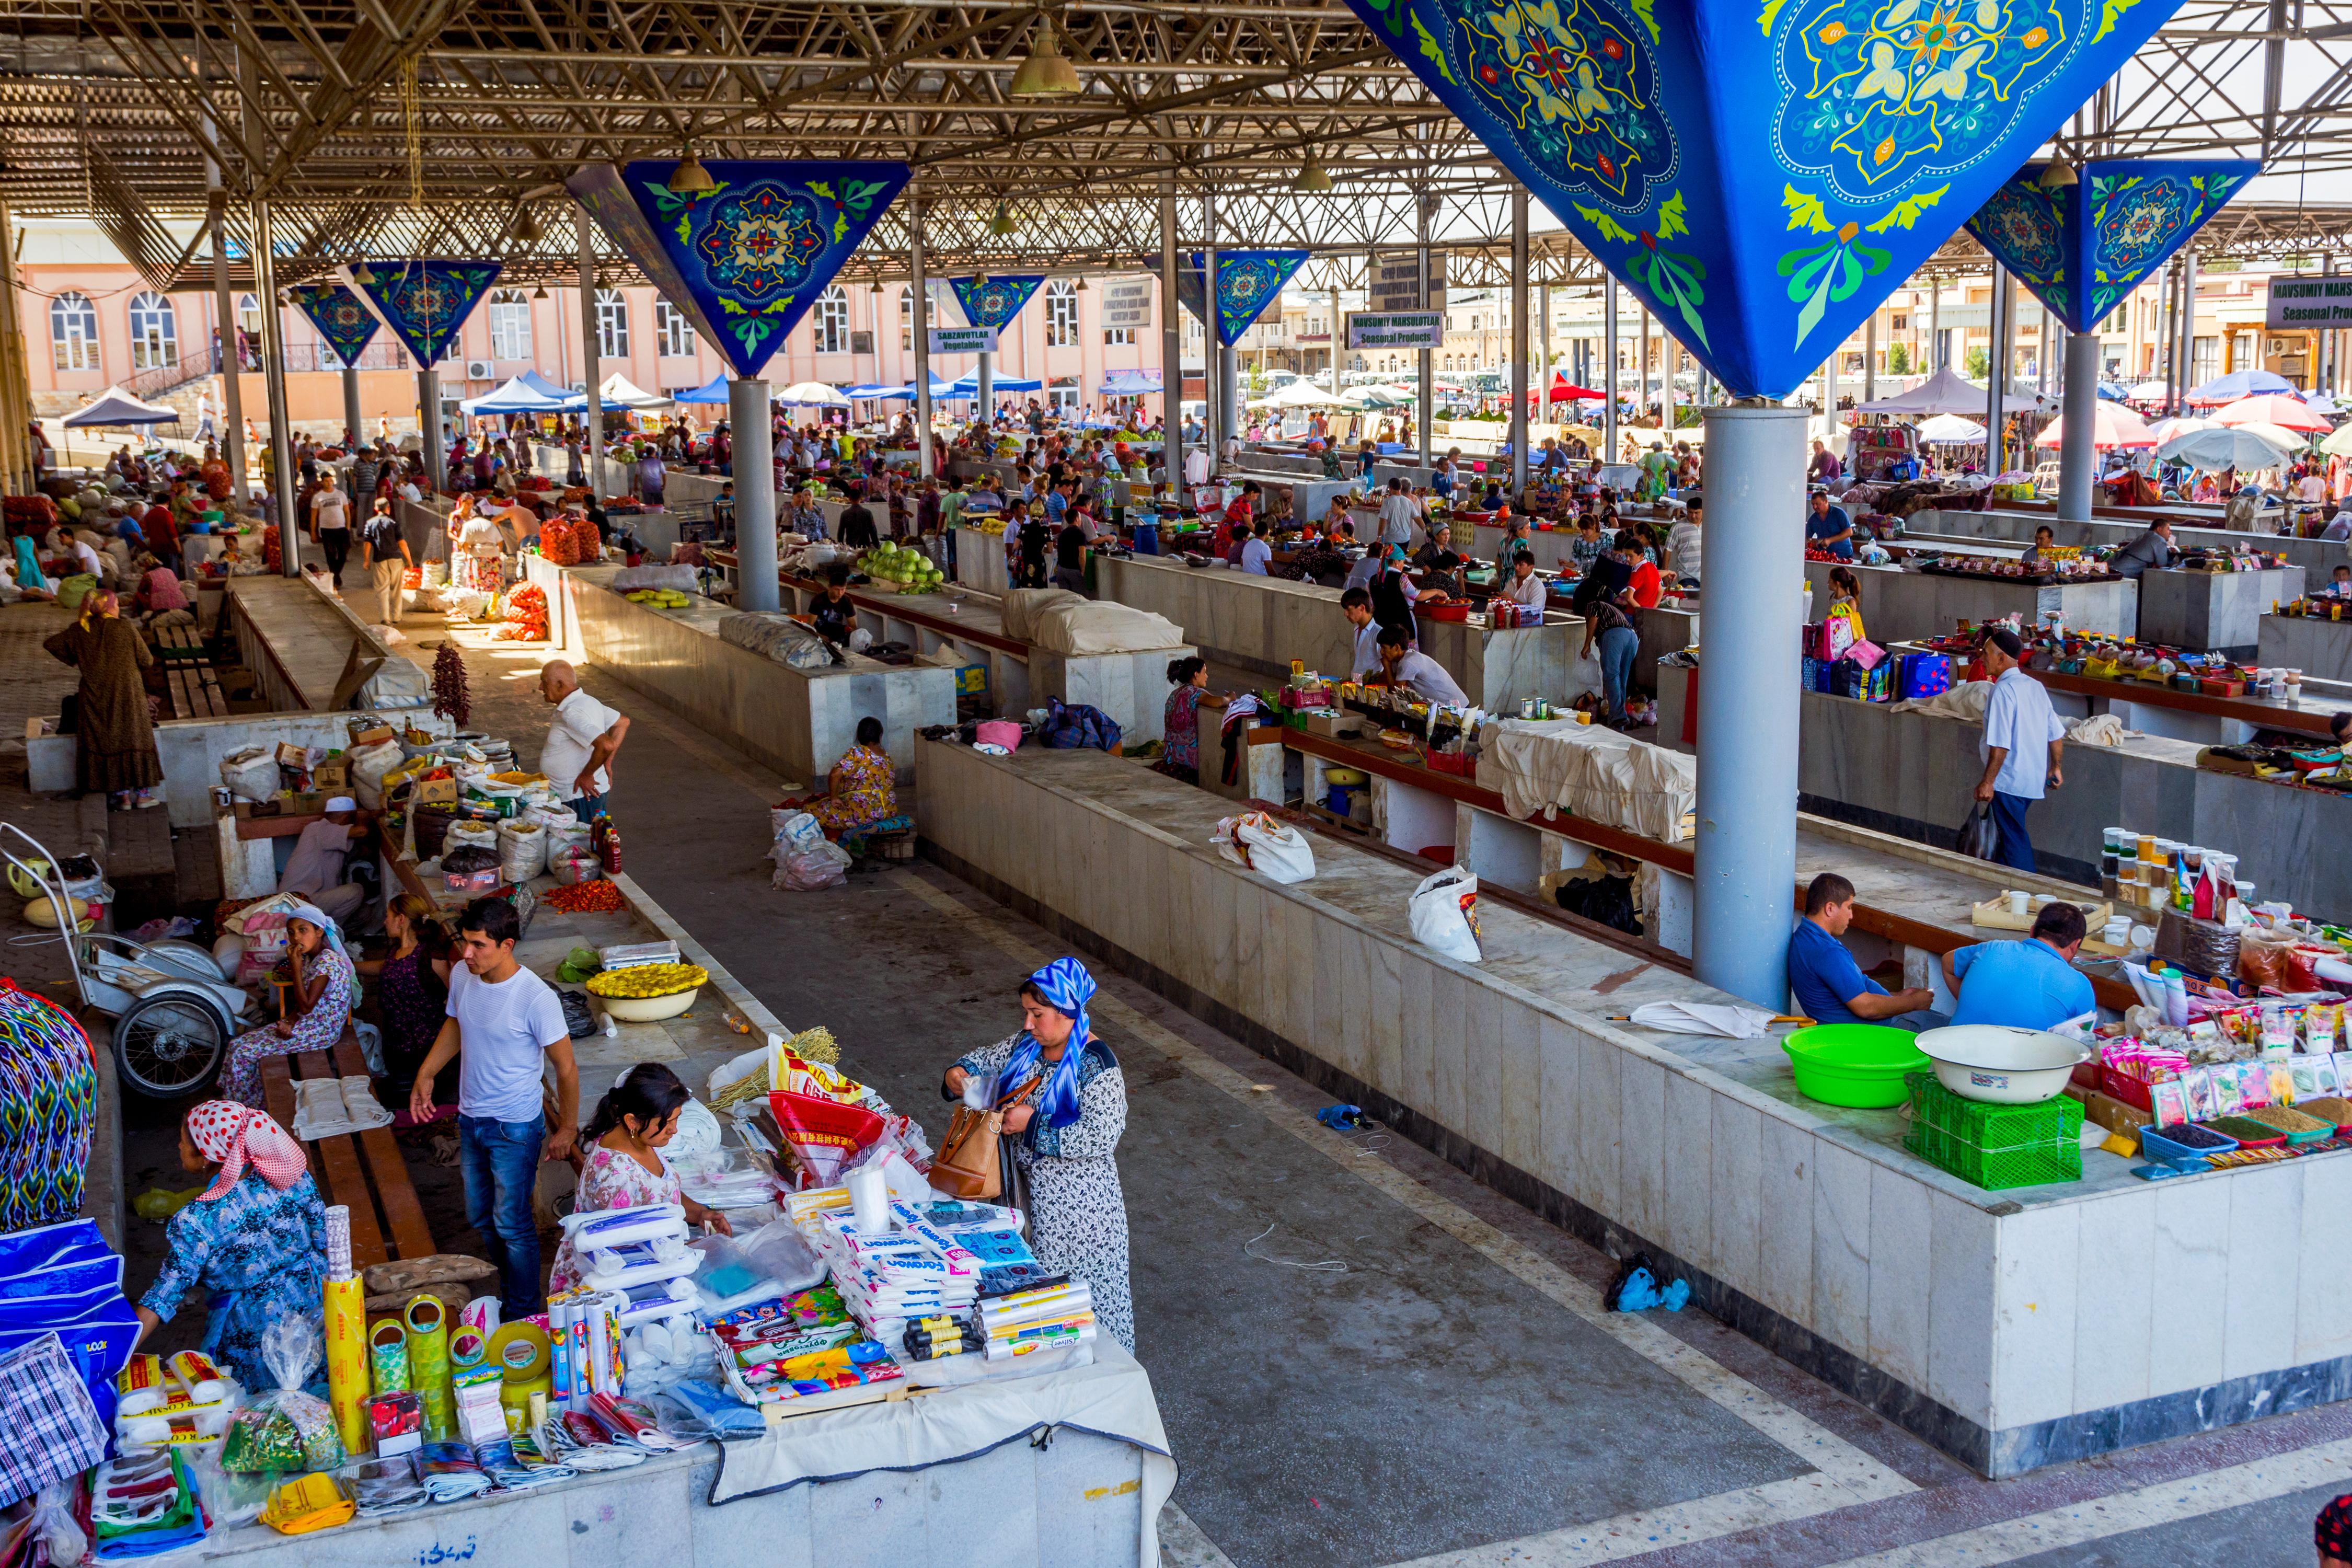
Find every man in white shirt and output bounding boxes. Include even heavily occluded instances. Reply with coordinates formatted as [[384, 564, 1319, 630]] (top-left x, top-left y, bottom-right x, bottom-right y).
[[538, 661, 630, 818], [1377, 479, 1420, 548], [278, 797, 372, 927], [1501, 550, 1550, 609], [1239, 523, 1273, 575], [309, 473, 353, 583], [1373, 624, 1470, 705], [1341, 589, 1383, 679], [194, 390, 214, 442], [1975, 628, 2065, 874], [1665, 497, 1703, 585], [408, 897, 578, 1317]]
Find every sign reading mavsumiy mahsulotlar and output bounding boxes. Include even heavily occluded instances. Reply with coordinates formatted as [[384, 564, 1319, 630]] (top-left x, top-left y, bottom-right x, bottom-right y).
[[1348, 312, 1447, 350], [2269, 276, 2352, 331]]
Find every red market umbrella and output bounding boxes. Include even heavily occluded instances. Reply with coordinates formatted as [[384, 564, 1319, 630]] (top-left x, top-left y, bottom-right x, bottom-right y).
[[1547, 374, 1604, 402], [2033, 403, 2158, 451], [2211, 394, 2331, 433]]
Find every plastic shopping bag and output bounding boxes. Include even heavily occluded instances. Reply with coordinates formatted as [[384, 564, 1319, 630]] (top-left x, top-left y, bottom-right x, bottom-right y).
[[221, 1315, 344, 1473], [1212, 812, 1317, 884], [771, 837, 852, 892], [1955, 802, 2003, 863], [1409, 868, 1484, 963]]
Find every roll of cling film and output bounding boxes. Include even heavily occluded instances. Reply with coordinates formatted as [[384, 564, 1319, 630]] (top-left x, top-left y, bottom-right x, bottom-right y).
[[368, 1317, 411, 1396], [323, 1277, 370, 1455]]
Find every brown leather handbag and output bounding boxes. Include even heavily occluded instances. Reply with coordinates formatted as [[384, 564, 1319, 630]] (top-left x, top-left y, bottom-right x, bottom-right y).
[[930, 1104, 1005, 1200]]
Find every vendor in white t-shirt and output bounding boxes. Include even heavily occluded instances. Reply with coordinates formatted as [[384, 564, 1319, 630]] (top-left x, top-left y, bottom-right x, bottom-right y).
[[407, 896, 577, 1317], [538, 660, 629, 820], [277, 795, 373, 928], [1370, 623, 1469, 705], [1500, 550, 1550, 610]]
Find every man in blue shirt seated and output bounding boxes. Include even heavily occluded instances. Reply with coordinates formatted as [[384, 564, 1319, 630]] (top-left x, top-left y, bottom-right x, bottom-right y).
[[1805, 490, 1855, 559], [1786, 873, 1946, 1029], [1940, 902, 2095, 1030]]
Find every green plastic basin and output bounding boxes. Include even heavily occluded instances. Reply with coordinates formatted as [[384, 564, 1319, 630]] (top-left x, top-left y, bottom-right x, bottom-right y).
[[1782, 1024, 1930, 1109]]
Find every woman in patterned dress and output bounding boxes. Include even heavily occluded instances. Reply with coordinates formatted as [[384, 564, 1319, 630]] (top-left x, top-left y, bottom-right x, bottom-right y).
[[545, 1064, 732, 1297], [943, 958, 1134, 1351], [220, 904, 358, 1108], [135, 1102, 326, 1390], [805, 717, 897, 834], [1157, 656, 1208, 785], [355, 893, 451, 1096]]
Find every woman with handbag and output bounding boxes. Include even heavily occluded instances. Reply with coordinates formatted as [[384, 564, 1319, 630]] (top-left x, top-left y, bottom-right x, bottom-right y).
[[939, 959, 1134, 1351]]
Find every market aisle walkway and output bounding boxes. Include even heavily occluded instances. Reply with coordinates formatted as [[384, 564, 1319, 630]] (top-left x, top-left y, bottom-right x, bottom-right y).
[[375, 613, 2352, 1568]]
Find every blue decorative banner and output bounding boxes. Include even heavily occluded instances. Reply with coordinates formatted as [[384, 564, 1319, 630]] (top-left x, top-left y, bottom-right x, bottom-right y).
[[1174, 252, 1309, 348], [1342, 0, 2188, 397], [289, 281, 382, 366], [567, 160, 911, 379], [1965, 159, 2257, 332], [341, 260, 501, 368], [948, 276, 1044, 332]]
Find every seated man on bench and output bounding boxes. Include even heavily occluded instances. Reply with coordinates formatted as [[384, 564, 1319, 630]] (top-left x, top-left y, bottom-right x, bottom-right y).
[[281, 795, 375, 930]]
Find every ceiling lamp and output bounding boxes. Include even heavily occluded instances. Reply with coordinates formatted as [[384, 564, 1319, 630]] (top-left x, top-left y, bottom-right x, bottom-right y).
[[2037, 160, 2078, 189], [350, 260, 376, 286], [533, 282, 549, 300], [871, 279, 885, 293], [1008, 14, 1082, 97], [667, 148, 717, 194], [973, 271, 989, 286], [988, 203, 1017, 236], [1292, 154, 1334, 193], [1074, 276, 1087, 291], [512, 207, 543, 246]]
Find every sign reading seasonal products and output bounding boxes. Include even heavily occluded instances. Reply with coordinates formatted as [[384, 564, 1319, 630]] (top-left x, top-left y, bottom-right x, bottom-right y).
[[928, 326, 998, 355], [2269, 276, 2352, 330], [1346, 312, 1445, 350], [1099, 279, 1154, 329]]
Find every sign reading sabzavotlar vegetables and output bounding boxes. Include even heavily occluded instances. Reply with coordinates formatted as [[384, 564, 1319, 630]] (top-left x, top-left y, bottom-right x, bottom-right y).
[[568, 160, 912, 380], [1344, 0, 2187, 398]]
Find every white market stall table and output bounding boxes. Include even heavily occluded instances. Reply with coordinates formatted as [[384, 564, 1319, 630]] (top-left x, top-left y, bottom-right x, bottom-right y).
[[1224, 470, 1356, 524], [951, 523, 1011, 594], [2135, 566, 2307, 655], [1800, 559, 2138, 644], [225, 575, 430, 714], [2257, 613, 2352, 685]]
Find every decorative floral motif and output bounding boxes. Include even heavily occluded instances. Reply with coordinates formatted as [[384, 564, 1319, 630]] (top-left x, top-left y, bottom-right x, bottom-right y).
[[1780, 185, 1893, 348], [1775, 0, 2070, 201], [1447, 0, 1676, 210], [1966, 158, 2257, 331], [1183, 251, 1310, 347], [1973, 179, 2066, 282], [950, 276, 1044, 331], [289, 283, 382, 366], [352, 261, 501, 367]]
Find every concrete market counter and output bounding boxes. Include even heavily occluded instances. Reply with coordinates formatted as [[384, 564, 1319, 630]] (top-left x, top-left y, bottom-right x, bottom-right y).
[[951, 523, 1011, 594], [1801, 560, 2138, 644], [2258, 613, 2352, 684], [1224, 469, 1355, 523], [1470, 523, 1584, 574], [2135, 566, 2305, 655], [225, 575, 431, 715], [916, 737, 2352, 1477], [1909, 508, 2352, 581]]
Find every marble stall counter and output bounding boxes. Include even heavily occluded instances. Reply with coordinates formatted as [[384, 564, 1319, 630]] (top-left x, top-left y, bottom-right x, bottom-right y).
[[1909, 508, 2351, 581], [950, 524, 1011, 594], [2257, 613, 2352, 684], [2137, 566, 2305, 655], [1470, 523, 1583, 573], [917, 739, 2352, 1475], [227, 575, 420, 713], [1226, 470, 1356, 523], [1801, 559, 2138, 643]]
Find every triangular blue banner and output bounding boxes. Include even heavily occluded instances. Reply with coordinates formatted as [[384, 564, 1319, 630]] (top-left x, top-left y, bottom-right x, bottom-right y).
[[1341, 0, 2188, 397], [567, 160, 911, 379], [1177, 252, 1309, 348], [948, 276, 1045, 332], [288, 281, 382, 366], [341, 260, 501, 368], [1966, 159, 2258, 333]]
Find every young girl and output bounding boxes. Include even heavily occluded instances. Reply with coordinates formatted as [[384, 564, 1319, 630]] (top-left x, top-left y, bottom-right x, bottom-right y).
[[545, 1064, 731, 1295], [220, 904, 358, 1106]]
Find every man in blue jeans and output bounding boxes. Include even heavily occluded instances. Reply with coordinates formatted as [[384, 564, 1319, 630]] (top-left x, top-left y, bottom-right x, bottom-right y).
[[407, 897, 577, 1317], [1974, 628, 2065, 873]]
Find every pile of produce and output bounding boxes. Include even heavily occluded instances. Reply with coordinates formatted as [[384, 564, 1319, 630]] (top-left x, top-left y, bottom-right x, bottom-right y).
[[585, 962, 707, 998], [431, 643, 470, 725], [3, 494, 58, 532], [262, 524, 282, 573], [855, 539, 943, 593], [627, 587, 693, 608], [543, 879, 626, 913], [538, 517, 584, 566], [555, 946, 603, 982], [498, 583, 550, 641]]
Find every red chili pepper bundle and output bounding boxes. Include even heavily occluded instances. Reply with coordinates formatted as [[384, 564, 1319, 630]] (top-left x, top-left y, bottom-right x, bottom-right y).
[[543, 878, 625, 913], [431, 642, 470, 725]]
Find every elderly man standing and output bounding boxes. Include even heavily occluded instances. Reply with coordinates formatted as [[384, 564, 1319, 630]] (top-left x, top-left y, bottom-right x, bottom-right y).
[[1975, 628, 2065, 874], [538, 662, 630, 821]]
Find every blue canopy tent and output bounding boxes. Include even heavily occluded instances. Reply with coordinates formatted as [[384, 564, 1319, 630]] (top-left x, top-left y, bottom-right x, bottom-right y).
[[2186, 368, 2297, 406], [673, 374, 732, 406], [1098, 369, 1162, 397], [954, 373, 1039, 395], [515, 371, 584, 407]]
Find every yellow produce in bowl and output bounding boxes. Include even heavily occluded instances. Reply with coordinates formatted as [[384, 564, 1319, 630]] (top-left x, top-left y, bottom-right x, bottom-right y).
[[585, 962, 708, 999], [24, 896, 90, 928]]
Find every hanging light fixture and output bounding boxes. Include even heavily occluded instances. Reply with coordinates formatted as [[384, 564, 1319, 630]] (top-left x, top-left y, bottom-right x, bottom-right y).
[[1008, 11, 1083, 97], [988, 202, 1017, 236], [871, 279, 885, 293], [667, 147, 717, 194], [350, 260, 376, 287], [533, 282, 549, 301], [1292, 153, 1334, 193], [973, 271, 990, 287], [1074, 276, 1088, 291], [2038, 160, 2078, 189], [512, 206, 543, 245]]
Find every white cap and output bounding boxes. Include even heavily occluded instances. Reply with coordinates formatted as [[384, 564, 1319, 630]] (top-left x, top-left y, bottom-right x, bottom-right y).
[[325, 795, 359, 813]]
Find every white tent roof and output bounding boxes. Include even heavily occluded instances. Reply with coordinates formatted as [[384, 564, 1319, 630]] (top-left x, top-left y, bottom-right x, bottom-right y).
[[61, 385, 178, 427], [598, 372, 672, 410], [1917, 414, 1987, 445], [1854, 365, 2046, 417]]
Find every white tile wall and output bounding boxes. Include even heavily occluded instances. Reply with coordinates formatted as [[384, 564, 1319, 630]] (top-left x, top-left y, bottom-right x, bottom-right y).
[[1707, 1095, 1764, 1290], [1497, 997, 1543, 1176], [1538, 1014, 1582, 1200], [1811, 1140, 1874, 1362], [2071, 1189, 2155, 1414], [1756, 1115, 1815, 1327], [1926, 1194, 1998, 1428], [2148, 1177, 2233, 1399], [2297, 1156, 2352, 1366], [1618, 1055, 1669, 1243], [1428, 969, 1472, 1138], [1576, 1032, 1624, 1223], [1661, 1071, 1713, 1267], [2222, 1163, 2302, 1383], [1990, 1202, 2082, 1431], [1865, 1162, 1934, 1393]]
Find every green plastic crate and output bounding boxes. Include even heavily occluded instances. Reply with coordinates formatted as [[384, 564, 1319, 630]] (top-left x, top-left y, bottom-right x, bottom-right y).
[[1901, 1072, 2083, 1190]]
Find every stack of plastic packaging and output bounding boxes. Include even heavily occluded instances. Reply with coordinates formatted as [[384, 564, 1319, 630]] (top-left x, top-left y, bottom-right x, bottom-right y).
[[112, 1351, 236, 1453], [0, 1219, 140, 1432], [793, 1200, 979, 1344], [89, 1450, 208, 1561], [707, 1315, 903, 1409], [978, 1282, 1096, 1362]]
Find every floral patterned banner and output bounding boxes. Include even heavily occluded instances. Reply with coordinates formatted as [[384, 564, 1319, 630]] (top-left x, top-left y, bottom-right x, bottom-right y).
[[339, 260, 501, 368], [1173, 251, 1310, 348], [1965, 159, 2257, 333], [1342, 0, 2186, 397], [567, 160, 910, 379], [947, 275, 1045, 331], [288, 281, 382, 366]]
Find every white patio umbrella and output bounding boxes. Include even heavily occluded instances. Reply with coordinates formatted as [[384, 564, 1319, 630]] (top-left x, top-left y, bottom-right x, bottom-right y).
[[2233, 421, 2316, 456], [1916, 413, 1986, 444], [2321, 423, 2352, 458], [2156, 425, 2299, 470], [1264, 379, 1343, 409], [776, 381, 851, 408], [2146, 417, 2213, 445]]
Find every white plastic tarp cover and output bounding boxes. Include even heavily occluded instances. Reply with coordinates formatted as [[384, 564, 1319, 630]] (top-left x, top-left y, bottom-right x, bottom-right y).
[[1475, 718, 1696, 843], [1000, 587, 1185, 654]]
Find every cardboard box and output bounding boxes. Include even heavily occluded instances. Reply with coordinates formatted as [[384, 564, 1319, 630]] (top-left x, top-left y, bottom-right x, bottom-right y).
[[1305, 711, 1367, 738], [273, 741, 308, 768], [2061, 1084, 2151, 1137], [351, 723, 396, 747], [234, 792, 327, 820], [311, 757, 352, 792], [412, 777, 459, 806]]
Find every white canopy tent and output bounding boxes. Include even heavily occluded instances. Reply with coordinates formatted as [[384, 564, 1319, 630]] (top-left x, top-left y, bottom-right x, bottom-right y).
[[1916, 414, 1987, 445], [1854, 365, 2048, 417], [61, 386, 178, 428], [597, 373, 672, 411]]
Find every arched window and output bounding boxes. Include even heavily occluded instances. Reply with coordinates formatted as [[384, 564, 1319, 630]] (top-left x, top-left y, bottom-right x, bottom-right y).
[[236, 293, 261, 335], [654, 299, 695, 358], [129, 291, 177, 371], [898, 286, 937, 350], [487, 289, 532, 360], [49, 292, 98, 371], [812, 286, 850, 353], [1044, 279, 1079, 348], [594, 289, 629, 359]]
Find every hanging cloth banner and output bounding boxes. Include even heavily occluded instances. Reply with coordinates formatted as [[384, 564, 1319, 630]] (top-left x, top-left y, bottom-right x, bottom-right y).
[[567, 160, 911, 380], [1340, 0, 2187, 398], [339, 261, 502, 368], [948, 276, 1045, 333], [1965, 159, 2258, 333], [288, 281, 382, 366], [1174, 252, 1309, 348]]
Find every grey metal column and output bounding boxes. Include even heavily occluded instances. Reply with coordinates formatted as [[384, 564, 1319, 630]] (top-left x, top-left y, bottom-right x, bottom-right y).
[[1159, 178, 1182, 476], [1929, 278, 1943, 369], [2159, 257, 2180, 416], [417, 370, 443, 496], [1693, 403, 1809, 1007], [1997, 269, 2018, 470], [1539, 276, 1552, 393], [1508, 186, 1529, 496], [1864, 310, 1878, 402], [1601, 285, 1618, 458], [576, 205, 605, 485], [731, 377, 778, 612], [910, 200, 933, 481], [1330, 281, 1343, 390], [1820, 338, 1837, 456], [2058, 330, 2100, 523], [1985, 266, 2005, 473], [2177, 248, 2198, 409], [341, 366, 363, 447], [204, 192, 247, 506], [1639, 305, 1653, 424], [249, 198, 299, 578], [1416, 194, 1433, 468], [1202, 191, 1220, 472], [1661, 333, 1677, 443]]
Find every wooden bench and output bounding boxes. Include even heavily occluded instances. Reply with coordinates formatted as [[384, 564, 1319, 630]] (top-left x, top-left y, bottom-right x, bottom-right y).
[[152, 619, 229, 719], [260, 1023, 434, 1270]]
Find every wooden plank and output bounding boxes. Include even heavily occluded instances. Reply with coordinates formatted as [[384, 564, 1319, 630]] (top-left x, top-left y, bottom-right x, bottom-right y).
[[330, 1030, 436, 1260], [293, 1047, 388, 1270], [257, 1055, 323, 1189]]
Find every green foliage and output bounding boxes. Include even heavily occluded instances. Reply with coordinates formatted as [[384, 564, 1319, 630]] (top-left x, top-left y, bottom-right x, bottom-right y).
[[1886, 341, 1912, 375], [1964, 346, 1990, 379]]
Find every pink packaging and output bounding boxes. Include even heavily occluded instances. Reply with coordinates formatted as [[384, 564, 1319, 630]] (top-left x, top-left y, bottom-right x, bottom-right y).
[[973, 721, 1022, 751]]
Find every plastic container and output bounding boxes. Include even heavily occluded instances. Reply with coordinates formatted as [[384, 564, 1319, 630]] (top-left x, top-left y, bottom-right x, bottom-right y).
[[1781, 1024, 1929, 1109], [2290, 1095, 2352, 1133], [1901, 1073, 2083, 1190], [1914, 1025, 2090, 1104], [2239, 1104, 2336, 1146], [2137, 1124, 2236, 1167], [2200, 1115, 2286, 1149]]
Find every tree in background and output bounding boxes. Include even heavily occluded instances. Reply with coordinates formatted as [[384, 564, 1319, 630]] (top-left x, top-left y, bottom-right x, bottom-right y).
[[1964, 346, 1991, 380], [1887, 342, 1912, 375]]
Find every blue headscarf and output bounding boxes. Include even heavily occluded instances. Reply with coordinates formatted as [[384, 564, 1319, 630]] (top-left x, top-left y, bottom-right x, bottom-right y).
[[999, 958, 1097, 1131]]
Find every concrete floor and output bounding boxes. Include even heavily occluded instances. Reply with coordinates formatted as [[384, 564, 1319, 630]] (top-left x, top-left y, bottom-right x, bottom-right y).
[[13, 565, 2352, 1567]]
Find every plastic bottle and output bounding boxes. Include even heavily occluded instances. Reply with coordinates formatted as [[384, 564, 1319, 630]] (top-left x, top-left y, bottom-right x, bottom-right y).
[[2162, 969, 2189, 1028]]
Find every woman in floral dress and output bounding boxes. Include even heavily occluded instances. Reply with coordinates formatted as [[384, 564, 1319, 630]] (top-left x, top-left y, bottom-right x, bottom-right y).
[[135, 1102, 326, 1390], [943, 958, 1134, 1350], [546, 1064, 731, 1296], [1157, 656, 1208, 785], [805, 717, 896, 833], [220, 904, 358, 1107]]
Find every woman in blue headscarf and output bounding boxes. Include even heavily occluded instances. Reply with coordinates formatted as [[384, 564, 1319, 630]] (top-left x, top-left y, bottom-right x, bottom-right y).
[[943, 958, 1133, 1350]]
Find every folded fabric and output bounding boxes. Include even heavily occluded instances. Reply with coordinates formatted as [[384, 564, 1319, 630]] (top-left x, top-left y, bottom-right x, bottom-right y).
[[417, 1441, 492, 1503], [1625, 1001, 1777, 1039], [348, 1455, 429, 1518], [292, 1076, 396, 1141]]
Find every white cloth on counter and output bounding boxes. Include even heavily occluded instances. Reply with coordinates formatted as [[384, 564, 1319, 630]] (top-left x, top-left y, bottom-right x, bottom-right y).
[[1889, 679, 1992, 722], [1028, 601, 1185, 656], [1628, 1001, 1777, 1039], [1476, 718, 1696, 843], [2065, 712, 2135, 747]]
